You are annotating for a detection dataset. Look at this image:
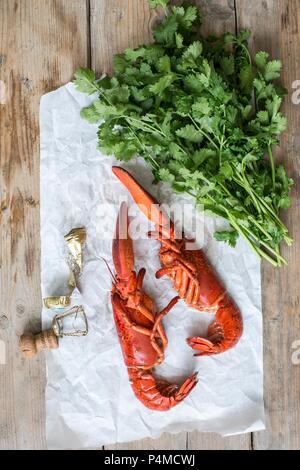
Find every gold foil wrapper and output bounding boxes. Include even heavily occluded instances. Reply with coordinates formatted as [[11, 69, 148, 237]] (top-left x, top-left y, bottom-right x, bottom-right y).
[[43, 227, 86, 310], [43, 296, 71, 310], [64, 227, 86, 271]]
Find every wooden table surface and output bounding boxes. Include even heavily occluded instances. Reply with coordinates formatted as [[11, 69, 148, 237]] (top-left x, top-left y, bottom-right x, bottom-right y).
[[0, 0, 299, 450]]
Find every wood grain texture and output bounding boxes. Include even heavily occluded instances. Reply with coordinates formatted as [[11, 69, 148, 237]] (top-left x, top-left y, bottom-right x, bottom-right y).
[[0, 0, 88, 449], [237, 0, 300, 450], [90, 0, 157, 75]]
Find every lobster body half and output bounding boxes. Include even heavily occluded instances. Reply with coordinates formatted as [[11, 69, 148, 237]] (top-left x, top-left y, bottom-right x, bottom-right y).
[[111, 203, 197, 410], [112, 167, 243, 356]]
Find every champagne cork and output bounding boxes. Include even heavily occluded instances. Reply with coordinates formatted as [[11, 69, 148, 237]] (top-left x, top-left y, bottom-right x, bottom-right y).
[[19, 329, 59, 358]]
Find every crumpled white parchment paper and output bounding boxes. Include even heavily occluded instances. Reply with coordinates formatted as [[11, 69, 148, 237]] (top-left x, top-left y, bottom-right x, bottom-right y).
[[40, 83, 265, 450]]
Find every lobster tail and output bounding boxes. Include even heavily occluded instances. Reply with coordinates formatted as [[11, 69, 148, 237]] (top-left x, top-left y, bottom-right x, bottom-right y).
[[128, 369, 198, 411]]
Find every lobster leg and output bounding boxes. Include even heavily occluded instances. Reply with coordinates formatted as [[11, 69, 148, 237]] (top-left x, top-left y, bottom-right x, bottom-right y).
[[134, 268, 169, 350], [187, 294, 243, 356], [113, 293, 165, 367], [128, 369, 198, 411], [148, 231, 181, 253], [150, 296, 180, 344], [156, 261, 198, 283]]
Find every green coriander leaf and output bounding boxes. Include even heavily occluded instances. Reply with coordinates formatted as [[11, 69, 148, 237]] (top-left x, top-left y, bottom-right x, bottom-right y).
[[220, 161, 233, 179], [178, 167, 192, 179], [148, 0, 169, 8], [140, 63, 154, 77], [80, 103, 101, 123], [184, 73, 207, 93], [254, 51, 269, 70], [131, 86, 148, 102], [239, 64, 255, 93], [176, 124, 203, 143], [174, 95, 193, 115], [223, 32, 235, 45], [237, 29, 251, 43], [93, 100, 125, 117], [220, 55, 235, 75], [192, 97, 211, 117], [278, 196, 291, 209], [143, 45, 165, 63], [266, 95, 282, 118], [242, 153, 258, 165], [214, 230, 239, 247], [270, 113, 287, 134], [158, 168, 175, 182], [157, 55, 171, 73], [105, 84, 130, 104], [169, 142, 185, 160], [172, 182, 186, 193], [74, 68, 97, 94], [154, 12, 178, 45], [241, 104, 252, 119], [264, 59, 282, 81], [193, 149, 216, 167], [202, 59, 211, 78], [257, 110, 269, 124], [175, 32, 184, 49], [149, 74, 175, 96], [198, 73, 210, 88], [113, 54, 128, 73], [276, 165, 293, 189], [124, 47, 146, 63], [180, 5, 198, 28], [183, 41, 203, 60]]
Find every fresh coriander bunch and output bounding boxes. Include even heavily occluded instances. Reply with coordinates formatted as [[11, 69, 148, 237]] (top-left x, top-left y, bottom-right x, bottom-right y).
[[74, 0, 293, 267]]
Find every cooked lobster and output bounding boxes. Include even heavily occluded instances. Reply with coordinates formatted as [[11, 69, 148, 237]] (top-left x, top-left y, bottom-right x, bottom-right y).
[[112, 167, 243, 357], [110, 202, 198, 410]]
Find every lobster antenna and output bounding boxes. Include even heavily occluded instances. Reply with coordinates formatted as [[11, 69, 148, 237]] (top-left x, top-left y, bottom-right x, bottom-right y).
[[100, 257, 117, 284]]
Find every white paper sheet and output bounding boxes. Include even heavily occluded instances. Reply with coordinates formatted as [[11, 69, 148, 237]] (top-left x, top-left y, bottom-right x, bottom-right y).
[[40, 82, 265, 450]]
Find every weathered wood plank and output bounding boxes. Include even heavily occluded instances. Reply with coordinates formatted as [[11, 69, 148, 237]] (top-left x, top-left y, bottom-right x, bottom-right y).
[[187, 432, 251, 450], [90, 0, 156, 76], [91, 0, 250, 450], [106, 433, 187, 451], [237, 0, 300, 450], [0, 0, 88, 449]]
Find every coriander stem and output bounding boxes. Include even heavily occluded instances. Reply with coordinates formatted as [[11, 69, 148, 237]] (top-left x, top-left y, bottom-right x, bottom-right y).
[[188, 114, 220, 151], [227, 214, 281, 266], [267, 141, 276, 190], [239, 221, 287, 264], [127, 124, 160, 170], [205, 193, 284, 265]]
